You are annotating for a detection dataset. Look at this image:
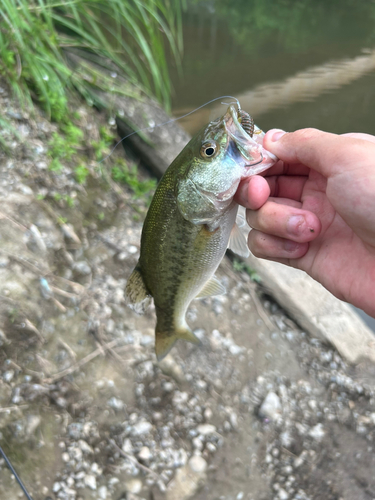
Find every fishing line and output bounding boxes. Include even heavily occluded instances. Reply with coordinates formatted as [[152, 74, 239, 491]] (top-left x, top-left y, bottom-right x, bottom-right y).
[[0, 445, 34, 500], [98, 95, 241, 163]]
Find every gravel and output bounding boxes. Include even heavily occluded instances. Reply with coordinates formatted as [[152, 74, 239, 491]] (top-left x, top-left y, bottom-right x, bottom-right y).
[[0, 78, 375, 500]]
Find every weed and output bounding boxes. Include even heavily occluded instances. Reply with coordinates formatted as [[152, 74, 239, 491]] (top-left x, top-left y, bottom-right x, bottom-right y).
[[48, 158, 63, 172], [112, 159, 156, 199], [232, 258, 262, 283], [92, 126, 117, 160], [75, 164, 90, 184], [47, 119, 85, 171], [53, 193, 74, 208], [8, 308, 19, 323], [57, 216, 68, 225]]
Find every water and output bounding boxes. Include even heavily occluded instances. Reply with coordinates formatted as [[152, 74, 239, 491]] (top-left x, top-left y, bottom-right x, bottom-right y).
[[168, 0, 375, 135], [167, 0, 375, 331]]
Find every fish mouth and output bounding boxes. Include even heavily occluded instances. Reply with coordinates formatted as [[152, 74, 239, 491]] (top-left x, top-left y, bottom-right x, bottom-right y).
[[223, 105, 263, 165]]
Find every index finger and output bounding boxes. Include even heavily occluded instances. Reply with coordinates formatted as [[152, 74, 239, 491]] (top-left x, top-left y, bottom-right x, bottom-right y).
[[263, 128, 375, 177], [262, 159, 310, 177]]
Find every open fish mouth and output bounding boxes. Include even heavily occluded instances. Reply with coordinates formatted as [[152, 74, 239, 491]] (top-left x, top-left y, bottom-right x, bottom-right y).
[[224, 104, 278, 176]]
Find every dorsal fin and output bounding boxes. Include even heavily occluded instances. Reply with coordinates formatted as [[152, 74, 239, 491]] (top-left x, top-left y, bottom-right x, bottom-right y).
[[228, 223, 250, 258], [195, 276, 226, 298], [125, 265, 152, 314]]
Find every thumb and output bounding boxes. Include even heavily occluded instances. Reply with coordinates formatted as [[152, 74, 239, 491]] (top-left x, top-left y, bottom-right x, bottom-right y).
[[263, 128, 375, 178]]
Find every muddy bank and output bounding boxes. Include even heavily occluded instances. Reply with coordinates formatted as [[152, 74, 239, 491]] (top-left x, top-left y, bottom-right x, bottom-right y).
[[1, 85, 375, 500]]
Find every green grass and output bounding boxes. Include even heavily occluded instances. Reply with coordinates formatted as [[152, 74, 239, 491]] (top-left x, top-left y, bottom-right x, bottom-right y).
[[232, 258, 262, 283], [0, 0, 185, 121], [112, 158, 156, 200]]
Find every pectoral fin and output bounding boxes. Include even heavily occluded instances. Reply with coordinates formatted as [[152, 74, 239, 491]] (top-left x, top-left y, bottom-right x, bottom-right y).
[[155, 328, 200, 361], [228, 223, 250, 258], [195, 276, 226, 298], [125, 264, 152, 314], [236, 212, 246, 228]]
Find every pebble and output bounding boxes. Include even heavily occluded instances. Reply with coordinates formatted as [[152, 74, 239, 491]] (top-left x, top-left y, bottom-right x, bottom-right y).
[[98, 486, 108, 499], [107, 397, 125, 411], [74, 261, 91, 276], [308, 423, 325, 441], [278, 488, 289, 499], [196, 424, 217, 436], [259, 392, 282, 421], [189, 455, 207, 473], [53, 482, 62, 493], [3, 370, 14, 382], [125, 478, 142, 494], [78, 440, 93, 454], [192, 437, 204, 450], [132, 421, 153, 436], [84, 474, 97, 490], [138, 446, 151, 461]]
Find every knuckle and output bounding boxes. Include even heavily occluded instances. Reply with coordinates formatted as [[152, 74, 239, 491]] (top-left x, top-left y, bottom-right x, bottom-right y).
[[292, 128, 320, 143], [248, 230, 265, 257]]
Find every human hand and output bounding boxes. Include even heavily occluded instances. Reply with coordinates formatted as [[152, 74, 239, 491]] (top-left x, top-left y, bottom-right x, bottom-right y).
[[235, 128, 375, 317]]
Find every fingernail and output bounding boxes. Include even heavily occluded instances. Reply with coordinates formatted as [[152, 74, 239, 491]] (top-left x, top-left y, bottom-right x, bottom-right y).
[[270, 129, 286, 142], [287, 215, 305, 236], [284, 240, 301, 252]]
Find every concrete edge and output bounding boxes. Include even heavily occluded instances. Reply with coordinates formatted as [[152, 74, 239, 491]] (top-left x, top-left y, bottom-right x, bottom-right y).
[[245, 254, 375, 365]]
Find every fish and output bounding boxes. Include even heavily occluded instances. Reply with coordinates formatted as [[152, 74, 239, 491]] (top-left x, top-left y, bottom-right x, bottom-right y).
[[125, 103, 277, 360]]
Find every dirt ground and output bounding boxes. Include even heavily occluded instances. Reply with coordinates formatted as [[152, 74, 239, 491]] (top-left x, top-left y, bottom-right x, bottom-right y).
[[1, 85, 375, 500]]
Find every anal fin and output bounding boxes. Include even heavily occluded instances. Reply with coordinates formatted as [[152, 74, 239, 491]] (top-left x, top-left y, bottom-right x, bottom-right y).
[[125, 264, 152, 314], [196, 276, 226, 298], [228, 223, 250, 258]]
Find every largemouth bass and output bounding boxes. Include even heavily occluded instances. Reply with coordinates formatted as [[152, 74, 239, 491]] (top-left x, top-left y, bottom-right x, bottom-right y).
[[126, 104, 277, 360]]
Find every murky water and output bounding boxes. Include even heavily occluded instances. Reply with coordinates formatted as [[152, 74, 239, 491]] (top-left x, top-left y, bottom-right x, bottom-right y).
[[167, 0, 375, 331], [169, 1, 375, 135]]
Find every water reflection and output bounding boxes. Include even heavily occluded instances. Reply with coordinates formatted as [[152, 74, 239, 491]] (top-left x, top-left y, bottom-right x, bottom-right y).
[[169, 1, 375, 135], [175, 49, 375, 134]]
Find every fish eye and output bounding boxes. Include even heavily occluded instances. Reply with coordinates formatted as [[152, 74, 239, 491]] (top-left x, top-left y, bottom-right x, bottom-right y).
[[200, 141, 218, 159]]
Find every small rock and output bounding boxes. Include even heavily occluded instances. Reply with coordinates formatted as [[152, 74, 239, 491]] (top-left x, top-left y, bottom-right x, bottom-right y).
[[107, 397, 125, 411], [259, 392, 282, 421], [138, 446, 151, 462], [74, 261, 91, 276], [188, 456, 207, 473], [125, 478, 142, 494], [278, 488, 289, 500], [192, 437, 203, 450], [84, 474, 97, 490], [78, 440, 94, 454], [206, 443, 216, 453], [3, 370, 14, 382], [204, 408, 213, 421], [53, 482, 61, 493], [166, 456, 207, 500], [196, 424, 217, 436], [132, 420, 153, 436], [98, 486, 108, 499], [309, 423, 325, 441]]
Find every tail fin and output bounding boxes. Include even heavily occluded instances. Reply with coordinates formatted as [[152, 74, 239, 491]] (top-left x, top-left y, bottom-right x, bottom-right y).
[[125, 264, 152, 314], [155, 327, 200, 361]]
